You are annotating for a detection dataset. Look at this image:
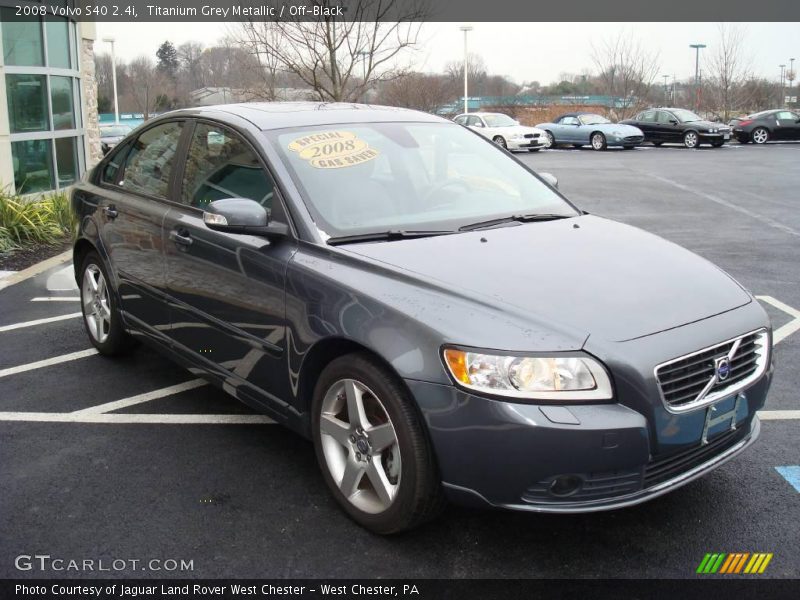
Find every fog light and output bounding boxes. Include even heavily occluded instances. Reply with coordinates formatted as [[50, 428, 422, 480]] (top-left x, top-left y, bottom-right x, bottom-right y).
[[549, 475, 583, 497]]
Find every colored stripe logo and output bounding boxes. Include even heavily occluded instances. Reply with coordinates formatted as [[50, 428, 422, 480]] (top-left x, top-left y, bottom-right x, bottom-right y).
[[696, 552, 773, 574]]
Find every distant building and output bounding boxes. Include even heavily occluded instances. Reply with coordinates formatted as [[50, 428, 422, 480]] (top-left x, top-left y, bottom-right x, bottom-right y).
[[189, 86, 315, 107], [0, 1, 101, 195]]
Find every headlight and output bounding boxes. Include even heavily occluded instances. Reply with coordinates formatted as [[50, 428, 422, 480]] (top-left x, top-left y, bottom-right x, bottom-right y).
[[611, 130, 623, 137], [442, 348, 613, 401], [708, 128, 717, 133]]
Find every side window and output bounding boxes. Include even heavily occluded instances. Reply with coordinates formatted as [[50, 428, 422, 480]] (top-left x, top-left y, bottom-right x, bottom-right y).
[[656, 111, 673, 124], [454, 116, 467, 126], [181, 122, 275, 211], [121, 121, 183, 199], [640, 111, 657, 123], [776, 111, 796, 120], [562, 116, 579, 125], [100, 142, 131, 186], [467, 116, 483, 127]]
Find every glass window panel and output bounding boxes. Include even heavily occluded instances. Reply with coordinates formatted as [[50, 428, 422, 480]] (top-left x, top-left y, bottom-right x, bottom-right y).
[[51, 76, 75, 130], [1, 8, 44, 66], [55, 136, 78, 187], [122, 122, 183, 199], [45, 17, 71, 69], [5, 74, 49, 133], [11, 140, 54, 194], [182, 122, 274, 210]]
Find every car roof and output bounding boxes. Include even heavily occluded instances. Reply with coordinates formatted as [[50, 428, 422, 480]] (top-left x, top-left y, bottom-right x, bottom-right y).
[[163, 102, 447, 131], [554, 111, 600, 120]]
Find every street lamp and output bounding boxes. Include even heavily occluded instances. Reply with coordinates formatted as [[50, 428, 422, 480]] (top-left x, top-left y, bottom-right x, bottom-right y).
[[662, 74, 670, 105], [357, 50, 368, 103], [780, 64, 786, 105], [102, 37, 119, 126], [689, 44, 706, 110], [789, 58, 796, 102], [459, 25, 473, 114]]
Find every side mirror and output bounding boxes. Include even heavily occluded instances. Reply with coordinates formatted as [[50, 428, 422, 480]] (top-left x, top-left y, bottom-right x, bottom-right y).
[[670, 119, 679, 125], [540, 172, 558, 189], [473, 122, 484, 128], [203, 198, 288, 238]]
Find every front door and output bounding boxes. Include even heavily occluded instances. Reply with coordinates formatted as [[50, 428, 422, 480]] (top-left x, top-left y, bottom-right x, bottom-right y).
[[775, 111, 800, 140], [163, 120, 296, 413], [655, 110, 680, 142], [98, 121, 185, 339], [637, 110, 658, 141]]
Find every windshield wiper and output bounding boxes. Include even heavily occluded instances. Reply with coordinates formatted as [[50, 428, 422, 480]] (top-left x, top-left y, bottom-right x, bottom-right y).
[[458, 213, 572, 232], [327, 229, 455, 246]]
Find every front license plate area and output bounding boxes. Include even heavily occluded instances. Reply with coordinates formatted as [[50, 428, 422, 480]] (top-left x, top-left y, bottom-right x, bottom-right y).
[[701, 394, 744, 445], [724, 134, 731, 140]]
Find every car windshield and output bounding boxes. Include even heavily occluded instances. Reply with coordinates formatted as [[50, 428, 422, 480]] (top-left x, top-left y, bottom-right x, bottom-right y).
[[579, 114, 611, 125], [482, 114, 517, 127], [100, 126, 132, 137], [267, 122, 577, 238], [671, 109, 702, 123]]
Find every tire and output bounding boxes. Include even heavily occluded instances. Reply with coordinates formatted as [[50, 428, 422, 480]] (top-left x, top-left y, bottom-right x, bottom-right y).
[[591, 132, 607, 151], [544, 131, 556, 148], [623, 146, 635, 150], [736, 137, 749, 144], [572, 144, 583, 148], [492, 136, 507, 149], [711, 141, 725, 148], [683, 131, 699, 148], [652, 141, 664, 147], [79, 251, 134, 355], [311, 353, 445, 534], [528, 148, 541, 152], [752, 127, 769, 144]]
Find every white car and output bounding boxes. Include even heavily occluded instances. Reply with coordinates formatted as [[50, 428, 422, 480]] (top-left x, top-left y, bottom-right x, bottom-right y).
[[454, 112, 547, 151]]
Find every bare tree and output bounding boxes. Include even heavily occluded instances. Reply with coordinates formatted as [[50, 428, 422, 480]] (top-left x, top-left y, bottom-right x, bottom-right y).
[[231, 0, 429, 102], [377, 72, 457, 112], [127, 56, 165, 119], [445, 53, 488, 95], [703, 24, 751, 120], [591, 33, 660, 119]]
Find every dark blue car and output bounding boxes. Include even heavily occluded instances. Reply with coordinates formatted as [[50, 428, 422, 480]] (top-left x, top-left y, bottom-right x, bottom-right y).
[[72, 103, 772, 533]]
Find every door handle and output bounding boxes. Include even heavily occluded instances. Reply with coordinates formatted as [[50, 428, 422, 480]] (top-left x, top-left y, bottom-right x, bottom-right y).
[[103, 205, 118, 220], [169, 229, 193, 246]]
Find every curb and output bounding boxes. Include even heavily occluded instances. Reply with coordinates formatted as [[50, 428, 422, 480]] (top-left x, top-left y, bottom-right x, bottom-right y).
[[0, 250, 73, 292]]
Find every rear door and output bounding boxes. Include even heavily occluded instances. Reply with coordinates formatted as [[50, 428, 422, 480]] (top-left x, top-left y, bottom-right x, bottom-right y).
[[636, 111, 657, 140], [163, 119, 296, 413], [96, 120, 185, 340]]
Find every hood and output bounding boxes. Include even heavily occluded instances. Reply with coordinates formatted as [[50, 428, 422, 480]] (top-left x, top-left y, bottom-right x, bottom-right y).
[[500, 125, 545, 136], [687, 120, 729, 130], [343, 215, 751, 343], [596, 123, 643, 135]]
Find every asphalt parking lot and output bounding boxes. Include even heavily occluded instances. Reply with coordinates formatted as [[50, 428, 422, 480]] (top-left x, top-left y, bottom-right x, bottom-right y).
[[1, 142, 798, 580]]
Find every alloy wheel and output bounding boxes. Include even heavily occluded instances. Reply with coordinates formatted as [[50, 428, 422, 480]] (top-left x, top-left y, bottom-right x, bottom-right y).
[[493, 136, 507, 149], [82, 264, 111, 344], [752, 128, 769, 144], [591, 133, 606, 150], [684, 131, 698, 148], [545, 131, 555, 148], [319, 379, 402, 514]]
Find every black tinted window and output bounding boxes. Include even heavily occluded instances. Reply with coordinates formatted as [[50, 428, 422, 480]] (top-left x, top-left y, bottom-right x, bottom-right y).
[[100, 143, 130, 185], [121, 121, 183, 199], [181, 122, 274, 211], [656, 111, 673, 124], [640, 111, 657, 123]]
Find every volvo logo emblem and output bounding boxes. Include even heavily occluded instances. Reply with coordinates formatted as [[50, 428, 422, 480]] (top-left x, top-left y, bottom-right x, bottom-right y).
[[715, 357, 731, 381]]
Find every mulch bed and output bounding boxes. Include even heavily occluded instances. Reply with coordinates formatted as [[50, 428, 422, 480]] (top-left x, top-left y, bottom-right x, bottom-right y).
[[0, 238, 72, 272]]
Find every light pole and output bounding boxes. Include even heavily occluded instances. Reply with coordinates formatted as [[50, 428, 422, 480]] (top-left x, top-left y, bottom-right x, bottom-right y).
[[102, 37, 119, 125], [689, 43, 706, 110], [780, 64, 786, 105], [459, 25, 473, 114], [790, 58, 796, 105], [662, 74, 669, 105], [357, 50, 368, 103]]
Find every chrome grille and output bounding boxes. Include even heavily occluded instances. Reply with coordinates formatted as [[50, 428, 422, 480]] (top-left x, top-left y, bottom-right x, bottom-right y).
[[655, 329, 769, 412], [624, 135, 644, 142], [524, 133, 541, 139]]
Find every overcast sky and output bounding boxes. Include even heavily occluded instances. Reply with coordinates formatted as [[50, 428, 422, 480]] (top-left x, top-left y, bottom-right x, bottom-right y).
[[95, 22, 798, 85]]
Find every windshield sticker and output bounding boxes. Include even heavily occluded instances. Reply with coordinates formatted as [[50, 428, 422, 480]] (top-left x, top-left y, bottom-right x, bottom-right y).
[[288, 131, 379, 169]]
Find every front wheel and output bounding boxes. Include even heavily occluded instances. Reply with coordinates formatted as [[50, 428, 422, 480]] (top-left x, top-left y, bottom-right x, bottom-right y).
[[312, 353, 444, 534], [544, 131, 555, 148], [683, 131, 699, 148], [752, 127, 769, 144], [492, 136, 507, 149], [80, 251, 134, 355], [591, 132, 607, 151], [652, 141, 664, 147]]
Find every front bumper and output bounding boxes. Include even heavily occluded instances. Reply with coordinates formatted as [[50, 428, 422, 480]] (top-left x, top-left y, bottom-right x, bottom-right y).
[[607, 135, 644, 146], [698, 131, 732, 143], [408, 377, 766, 512], [508, 137, 545, 151]]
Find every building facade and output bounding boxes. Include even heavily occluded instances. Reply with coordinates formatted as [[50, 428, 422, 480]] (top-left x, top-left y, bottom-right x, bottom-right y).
[[0, 1, 100, 195]]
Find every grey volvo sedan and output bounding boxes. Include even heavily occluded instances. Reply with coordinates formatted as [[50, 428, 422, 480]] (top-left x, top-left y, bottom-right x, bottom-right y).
[[72, 103, 772, 534]]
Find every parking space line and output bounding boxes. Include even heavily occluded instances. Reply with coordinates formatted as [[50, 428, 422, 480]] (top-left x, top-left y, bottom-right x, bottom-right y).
[[0, 312, 82, 332], [775, 466, 800, 492], [0, 412, 274, 424], [758, 410, 800, 420], [31, 297, 80, 302], [72, 379, 209, 415], [0, 348, 98, 379], [756, 295, 800, 345]]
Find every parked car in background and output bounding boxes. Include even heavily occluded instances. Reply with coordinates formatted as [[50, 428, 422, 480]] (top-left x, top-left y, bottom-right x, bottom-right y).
[[621, 108, 731, 148], [729, 109, 800, 144], [535, 112, 644, 150], [72, 102, 772, 534], [99, 125, 133, 155], [454, 112, 547, 151]]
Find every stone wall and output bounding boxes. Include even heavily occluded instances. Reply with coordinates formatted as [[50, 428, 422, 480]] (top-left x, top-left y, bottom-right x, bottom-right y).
[[80, 38, 103, 168]]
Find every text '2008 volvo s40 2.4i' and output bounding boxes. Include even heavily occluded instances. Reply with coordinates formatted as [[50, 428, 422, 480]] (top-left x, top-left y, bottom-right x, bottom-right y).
[[71, 102, 772, 534]]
